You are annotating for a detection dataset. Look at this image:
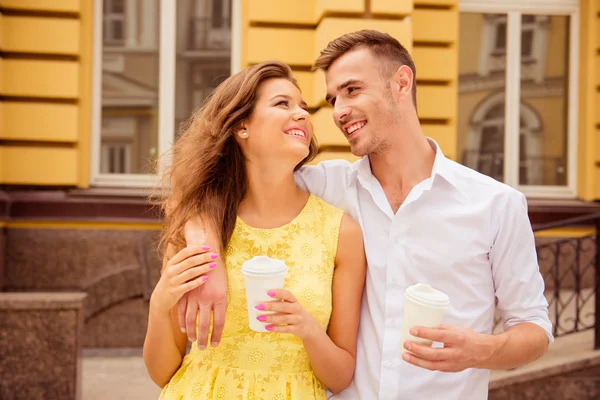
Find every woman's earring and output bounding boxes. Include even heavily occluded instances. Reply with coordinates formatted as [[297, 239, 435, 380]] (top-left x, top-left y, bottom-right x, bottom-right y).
[[240, 130, 248, 138]]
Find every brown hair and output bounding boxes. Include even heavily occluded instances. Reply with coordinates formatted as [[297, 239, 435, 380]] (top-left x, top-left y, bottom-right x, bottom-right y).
[[157, 61, 318, 257], [313, 29, 417, 109]]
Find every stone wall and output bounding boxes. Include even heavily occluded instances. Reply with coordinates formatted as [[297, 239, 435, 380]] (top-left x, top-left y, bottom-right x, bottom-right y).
[[489, 361, 600, 400], [3, 228, 161, 348], [0, 292, 86, 400]]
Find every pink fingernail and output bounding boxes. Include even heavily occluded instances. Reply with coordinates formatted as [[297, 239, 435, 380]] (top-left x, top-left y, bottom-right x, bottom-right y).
[[202, 246, 210, 251], [265, 325, 273, 331], [257, 315, 266, 322], [255, 304, 265, 310], [198, 345, 206, 350], [267, 291, 277, 297], [210, 253, 219, 259], [202, 276, 209, 281], [209, 262, 217, 269]]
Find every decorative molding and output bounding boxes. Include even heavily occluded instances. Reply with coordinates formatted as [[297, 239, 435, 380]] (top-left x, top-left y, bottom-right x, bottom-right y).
[[459, 74, 565, 97], [460, 0, 579, 14]]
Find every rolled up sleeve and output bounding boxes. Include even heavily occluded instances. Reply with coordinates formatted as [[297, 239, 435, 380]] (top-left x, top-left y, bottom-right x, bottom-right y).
[[490, 190, 554, 343]]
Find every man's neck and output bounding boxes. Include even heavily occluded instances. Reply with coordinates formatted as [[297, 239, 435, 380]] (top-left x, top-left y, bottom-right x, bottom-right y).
[[369, 123, 436, 212]]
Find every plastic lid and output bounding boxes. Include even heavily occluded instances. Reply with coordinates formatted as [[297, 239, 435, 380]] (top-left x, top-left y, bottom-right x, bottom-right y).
[[241, 256, 287, 276], [405, 283, 450, 308]]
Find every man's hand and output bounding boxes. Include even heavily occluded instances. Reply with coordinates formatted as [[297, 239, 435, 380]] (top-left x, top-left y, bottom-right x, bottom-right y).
[[401, 324, 499, 372], [178, 265, 227, 348], [178, 218, 228, 349]]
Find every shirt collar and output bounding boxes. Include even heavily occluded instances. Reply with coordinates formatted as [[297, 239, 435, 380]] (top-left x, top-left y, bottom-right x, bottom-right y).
[[355, 137, 458, 189], [427, 138, 458, 188]]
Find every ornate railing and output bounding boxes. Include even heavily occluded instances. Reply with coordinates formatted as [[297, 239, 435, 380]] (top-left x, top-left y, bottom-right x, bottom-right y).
[[495, 213, 600, 349]]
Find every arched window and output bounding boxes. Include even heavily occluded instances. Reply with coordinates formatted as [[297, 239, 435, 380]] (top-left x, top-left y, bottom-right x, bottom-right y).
[[463, 92, 542, 184]]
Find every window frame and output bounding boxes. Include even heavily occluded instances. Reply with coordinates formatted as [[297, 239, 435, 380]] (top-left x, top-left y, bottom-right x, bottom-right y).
[[91, 0, 241, 188], [460, 0, 580, 198]]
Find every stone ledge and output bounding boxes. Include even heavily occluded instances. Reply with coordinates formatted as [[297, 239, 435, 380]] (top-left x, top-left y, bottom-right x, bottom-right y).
[[490, 330, 599, 390], [0, 291, 86, 400], [0, 292, 87, 309]]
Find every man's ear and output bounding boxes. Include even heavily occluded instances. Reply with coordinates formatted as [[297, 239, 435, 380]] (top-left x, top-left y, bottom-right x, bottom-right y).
[[392, 65, 414, 99]]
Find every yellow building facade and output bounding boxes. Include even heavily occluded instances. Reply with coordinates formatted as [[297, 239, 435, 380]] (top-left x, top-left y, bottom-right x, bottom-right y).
[[1, 0, 600, 347], [2, 0, 599, 196]]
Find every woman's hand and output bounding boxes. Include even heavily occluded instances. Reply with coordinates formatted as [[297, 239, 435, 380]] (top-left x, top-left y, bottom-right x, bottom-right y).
[[150, 246, 219, 313], [255, 289, 322, 340]]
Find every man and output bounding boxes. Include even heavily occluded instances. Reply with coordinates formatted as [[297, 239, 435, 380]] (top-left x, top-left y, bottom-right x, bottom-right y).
[[180, 30, 552, 399]]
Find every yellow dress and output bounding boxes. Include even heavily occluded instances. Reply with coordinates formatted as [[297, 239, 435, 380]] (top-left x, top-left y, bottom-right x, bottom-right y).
[[160, 195, 344, 400]]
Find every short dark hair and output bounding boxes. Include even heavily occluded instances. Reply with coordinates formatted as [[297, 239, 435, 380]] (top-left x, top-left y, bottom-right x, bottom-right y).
[[313, 30, 417, 109]]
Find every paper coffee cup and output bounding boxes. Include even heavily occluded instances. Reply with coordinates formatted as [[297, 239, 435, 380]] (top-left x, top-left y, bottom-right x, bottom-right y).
[[241, 256, 288, 332], [400, 283, 450, 352]]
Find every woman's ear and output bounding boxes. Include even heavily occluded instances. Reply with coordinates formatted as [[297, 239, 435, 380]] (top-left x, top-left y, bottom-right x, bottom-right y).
[[236, 126, 249, 139]]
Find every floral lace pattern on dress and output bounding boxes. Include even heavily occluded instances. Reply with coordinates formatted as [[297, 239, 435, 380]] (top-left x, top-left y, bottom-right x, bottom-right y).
[[160, 195, 344, 399]]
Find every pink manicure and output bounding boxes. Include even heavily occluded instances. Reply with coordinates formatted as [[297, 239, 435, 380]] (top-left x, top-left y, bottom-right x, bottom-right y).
[[210, 253, 219, 259], [257, 315, 267, 322], [255, 304, 265, 310], [202, 276, 209, 281], [265, 325, 273, 331], [267, 291, 277, 297], [209, 262, 217, 269], [202, 246, 210, 251]]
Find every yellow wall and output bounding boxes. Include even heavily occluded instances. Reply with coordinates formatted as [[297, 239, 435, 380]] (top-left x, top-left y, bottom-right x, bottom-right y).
[[577, 0, 600, 199], [2, 0, 599, 202], [0, 0, 92, 187], [244, 0, 458, 163]]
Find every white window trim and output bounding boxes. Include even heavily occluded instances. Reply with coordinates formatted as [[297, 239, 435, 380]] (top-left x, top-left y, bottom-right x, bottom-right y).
[[91, 0, 241, 188], [460, 0, 579, 199]]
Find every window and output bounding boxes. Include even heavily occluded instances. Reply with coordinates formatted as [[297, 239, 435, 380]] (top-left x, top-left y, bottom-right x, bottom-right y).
[[103, 0, 125, 46], [102, 142, 132, 174], [92, 0, 236, 187], [212, 0, 224, 29], [458, 1, 579, 198], [190, 0, 231, 50]]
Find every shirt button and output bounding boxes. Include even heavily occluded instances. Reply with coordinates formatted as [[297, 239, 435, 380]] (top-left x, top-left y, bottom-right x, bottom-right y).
[[383, 361, 394, 368]]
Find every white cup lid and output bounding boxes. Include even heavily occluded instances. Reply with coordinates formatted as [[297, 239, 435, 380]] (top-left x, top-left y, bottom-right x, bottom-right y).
[[241, 256, 287, 276], [405, 283, 450, 308]]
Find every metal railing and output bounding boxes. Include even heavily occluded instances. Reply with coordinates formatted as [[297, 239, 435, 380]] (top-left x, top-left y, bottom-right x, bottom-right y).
[[495, 212, 600, 349], [188, 17, 231, 51]]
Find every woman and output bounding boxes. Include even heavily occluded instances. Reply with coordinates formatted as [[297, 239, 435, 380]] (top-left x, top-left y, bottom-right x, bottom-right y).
[[143, 61, 366, 399]]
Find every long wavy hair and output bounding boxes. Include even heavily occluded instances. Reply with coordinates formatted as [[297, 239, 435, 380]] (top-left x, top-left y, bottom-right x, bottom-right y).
[[157, 61, 318, 257]]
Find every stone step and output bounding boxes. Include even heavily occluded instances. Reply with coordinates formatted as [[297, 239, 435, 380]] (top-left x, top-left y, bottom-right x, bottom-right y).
[[489, 330, 600, 400]]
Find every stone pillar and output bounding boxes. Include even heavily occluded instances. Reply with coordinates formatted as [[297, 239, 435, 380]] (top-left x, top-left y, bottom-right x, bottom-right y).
[[0, 292, 86, 400]]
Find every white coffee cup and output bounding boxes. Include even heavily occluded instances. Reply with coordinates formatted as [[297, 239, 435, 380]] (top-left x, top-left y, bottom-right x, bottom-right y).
[[241, 256, 288, 332], [400, 283, 450, 352]]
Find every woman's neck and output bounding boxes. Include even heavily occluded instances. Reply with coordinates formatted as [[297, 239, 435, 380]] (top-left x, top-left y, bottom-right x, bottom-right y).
[[237, 163, 309, 229]]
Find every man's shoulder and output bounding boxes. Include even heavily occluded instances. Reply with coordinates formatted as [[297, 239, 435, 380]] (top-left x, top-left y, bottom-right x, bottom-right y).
[[296, 158, 361, 181], [443, 158, 519, 195], [442, 159, 527, 212]]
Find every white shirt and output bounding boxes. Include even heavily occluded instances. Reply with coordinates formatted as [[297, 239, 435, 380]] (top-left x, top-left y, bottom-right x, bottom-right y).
[[295, 140, 553, 400]]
